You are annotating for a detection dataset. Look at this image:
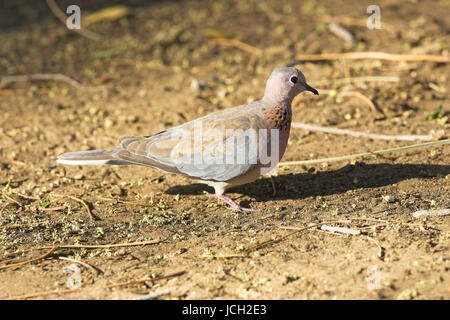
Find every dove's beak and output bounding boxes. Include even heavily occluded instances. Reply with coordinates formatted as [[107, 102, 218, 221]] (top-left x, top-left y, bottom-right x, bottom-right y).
[[304, 83, 319, 95]]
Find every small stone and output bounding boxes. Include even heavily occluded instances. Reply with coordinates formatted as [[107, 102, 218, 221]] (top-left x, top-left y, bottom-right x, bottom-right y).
[[383, 195, 396, 203], [217, 88, 227, 99], [190, 79, 199, 90], [104, 118, 113, 128]]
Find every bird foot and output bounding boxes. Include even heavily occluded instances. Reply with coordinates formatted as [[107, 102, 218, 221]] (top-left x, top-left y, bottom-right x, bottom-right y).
[[203, 192, 258, 213]]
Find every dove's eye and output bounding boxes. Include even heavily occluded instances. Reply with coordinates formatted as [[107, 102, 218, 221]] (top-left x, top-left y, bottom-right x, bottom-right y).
[[290, 76, 298, 84]]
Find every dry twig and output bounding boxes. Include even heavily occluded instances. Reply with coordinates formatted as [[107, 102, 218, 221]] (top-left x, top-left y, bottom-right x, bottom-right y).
[[328, 23, 355, 48], [0, 202, 15, 215], [316, 15, 370, 27], [0, 222, 46, 229], [4, 270, 185, 300], [2, 188, 22, 207], [0, 73, 104, 91], [279, 139, 450, 166], [103, 271, 186, 289], [366, 236, 385, 260], [320, 224, 360, 235], [294, 51, 449, 63], [213, 38, 261, 69], [269, 176, 277, 197], [259, 4, 370, 27], [58, 257, 103, 275], [129, 289, 171, 300], [247, 220, 354, 252], [0, 246, 58, 271], [40, 205, 67, 212], [338, 91, 384, 116], [291, 123, 437, 141], [34, 238, 161, 250], [412, 209, 450, 217], [95, 195, 148, 206], [51, 193, 95, 221], [213, 38, 260, 55], [9, 190, 40, 201], [46, 0, 100, 40], [309, 76, 400, 86]]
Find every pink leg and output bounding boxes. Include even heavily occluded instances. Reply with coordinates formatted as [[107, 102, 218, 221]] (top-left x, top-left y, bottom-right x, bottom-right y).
[[204, 192, 258, 213]]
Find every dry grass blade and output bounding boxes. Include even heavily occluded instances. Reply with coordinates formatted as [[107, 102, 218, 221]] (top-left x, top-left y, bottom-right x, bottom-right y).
[[279, 139, 450, 166], [95, 195, 148, 206], [9, 190, 40, 201], [46, 0, 100, 40], [5, 288, 82, 300], [366, 236, 385, 260], [247, 220, 353, 252], [52, 193, 95, 221], [4, 271, 185, 300], [213, 37, 261, 69], [338, 91, 384, 116], [82, 5, 130, 27], [309, 76, 400, 86], [40, 205, 67, 212], [213, 38, 261, 55], [316, 15, 370, 27], [295, 51, 449, 63], [321, 225, 361, 235], [269, 176, 277, 197], [291, 123, 436, 141], [34, 238, 161, 250], [263, 219, 388, 260], [0, 246, 58, 271], [59, 257, 103, 275], [103, 270, 186, 289], [0, 222, 46, 229], [412, 209, 450, 217], [2, 188, 22, 207], [329, 23, 355, 48], [0, 202, 15, 215], [129, 289, 171, 300], [0, 73, 104, 91]]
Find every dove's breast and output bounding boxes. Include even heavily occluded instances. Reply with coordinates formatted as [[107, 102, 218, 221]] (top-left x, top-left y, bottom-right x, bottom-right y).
[[261, 105, 292, 132], [260, 105, 292, 161]]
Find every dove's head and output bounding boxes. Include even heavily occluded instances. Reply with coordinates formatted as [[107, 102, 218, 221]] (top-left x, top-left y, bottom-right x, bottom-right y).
[[263, 67, 318, 106]]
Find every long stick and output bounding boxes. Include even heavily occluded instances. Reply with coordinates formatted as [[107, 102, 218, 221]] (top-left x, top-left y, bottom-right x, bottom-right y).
[[4, 270, 185, 300], [291, 123, 436, 141], [279, 139, 450, 166], [0, 246, 58, 270], [295, 51, 449, 63], [35, 238, 161, 250], [309, 76, 400, 86], [0, 74, 104, 91]]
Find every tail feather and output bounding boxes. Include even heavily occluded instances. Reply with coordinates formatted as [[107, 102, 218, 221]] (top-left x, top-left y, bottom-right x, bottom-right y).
[[56, 149, 129, 166]]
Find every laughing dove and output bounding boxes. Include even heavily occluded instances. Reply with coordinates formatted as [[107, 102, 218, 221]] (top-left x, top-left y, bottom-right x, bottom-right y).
[[57, 67, 318, 212]]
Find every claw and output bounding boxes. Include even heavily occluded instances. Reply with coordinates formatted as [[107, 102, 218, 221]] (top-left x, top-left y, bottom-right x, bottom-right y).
[[204, 192, 258, 213]]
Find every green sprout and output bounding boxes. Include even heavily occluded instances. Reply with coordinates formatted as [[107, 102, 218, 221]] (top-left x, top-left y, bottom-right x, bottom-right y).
[[425, 105, 443, 120], [39, 199, 51, 208]]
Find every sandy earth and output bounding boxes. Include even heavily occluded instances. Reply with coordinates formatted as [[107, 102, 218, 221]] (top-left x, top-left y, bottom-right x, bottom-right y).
[[0, 0, 449, 300]]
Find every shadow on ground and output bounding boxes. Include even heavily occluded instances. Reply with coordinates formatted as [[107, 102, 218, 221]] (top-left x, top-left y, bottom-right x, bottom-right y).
[[166, 163, 450, 201]]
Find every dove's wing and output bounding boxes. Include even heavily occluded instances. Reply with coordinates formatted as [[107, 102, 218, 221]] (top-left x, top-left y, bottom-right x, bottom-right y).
[[112, 103, 270, 181]]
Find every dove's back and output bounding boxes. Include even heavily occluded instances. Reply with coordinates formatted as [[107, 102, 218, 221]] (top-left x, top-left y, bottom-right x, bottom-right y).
[[57, 100, 277, 182]]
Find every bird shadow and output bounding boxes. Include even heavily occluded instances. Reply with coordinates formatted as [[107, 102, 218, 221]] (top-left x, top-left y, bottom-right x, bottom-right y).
[[165, 163, 450, 202]]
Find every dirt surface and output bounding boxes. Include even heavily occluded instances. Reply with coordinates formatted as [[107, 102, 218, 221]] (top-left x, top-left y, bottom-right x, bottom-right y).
[[0, 0, 449, 300]]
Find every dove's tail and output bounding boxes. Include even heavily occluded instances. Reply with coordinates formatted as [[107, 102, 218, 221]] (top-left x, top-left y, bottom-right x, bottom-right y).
[[56, 149, 129, 166]]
